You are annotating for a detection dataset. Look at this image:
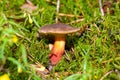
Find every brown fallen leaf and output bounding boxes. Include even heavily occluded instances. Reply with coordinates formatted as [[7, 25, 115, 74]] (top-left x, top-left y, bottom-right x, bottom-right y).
[[30, 63, 49, 75]]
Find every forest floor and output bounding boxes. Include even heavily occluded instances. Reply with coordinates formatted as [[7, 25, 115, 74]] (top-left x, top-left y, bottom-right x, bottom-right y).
[[0, 0, 120, 80]]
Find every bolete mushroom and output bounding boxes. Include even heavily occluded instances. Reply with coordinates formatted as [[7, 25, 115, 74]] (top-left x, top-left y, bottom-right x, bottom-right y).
[[38, 23, 80, 70]]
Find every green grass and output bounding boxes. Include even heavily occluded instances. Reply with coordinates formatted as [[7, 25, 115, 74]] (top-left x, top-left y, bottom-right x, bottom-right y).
[[0, 0, 120, 80]]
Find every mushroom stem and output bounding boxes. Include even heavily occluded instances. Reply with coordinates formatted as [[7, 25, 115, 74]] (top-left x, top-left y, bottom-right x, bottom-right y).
[[49, 34, 66, 65]]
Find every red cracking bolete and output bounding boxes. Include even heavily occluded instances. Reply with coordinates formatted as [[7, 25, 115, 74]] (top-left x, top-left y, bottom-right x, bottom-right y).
[[38, 23, 80, 65]]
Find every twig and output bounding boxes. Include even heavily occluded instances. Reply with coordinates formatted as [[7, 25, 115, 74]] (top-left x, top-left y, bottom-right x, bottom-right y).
[[58, 13, 83, 18], [56, 0, 60, 23], [99, 0, 104, 16], [100, 70, 114, 80]]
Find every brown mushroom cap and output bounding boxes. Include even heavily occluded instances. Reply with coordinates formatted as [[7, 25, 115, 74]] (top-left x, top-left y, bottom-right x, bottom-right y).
[[38, 23, 80, 34]]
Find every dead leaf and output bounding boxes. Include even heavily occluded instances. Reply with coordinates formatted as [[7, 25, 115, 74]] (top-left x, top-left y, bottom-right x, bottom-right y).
[[30, 64, 49, 75]]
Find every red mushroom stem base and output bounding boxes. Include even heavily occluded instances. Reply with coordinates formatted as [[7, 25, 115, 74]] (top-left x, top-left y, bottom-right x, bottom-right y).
[[49, 35, 65, 65]]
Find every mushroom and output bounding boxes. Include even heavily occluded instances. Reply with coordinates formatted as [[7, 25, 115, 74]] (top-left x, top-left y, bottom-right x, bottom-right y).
[[38, 23, 80, 71]]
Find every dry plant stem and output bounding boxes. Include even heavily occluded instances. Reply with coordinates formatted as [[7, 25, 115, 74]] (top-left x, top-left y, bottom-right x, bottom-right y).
[[69, 18, 84, 24], [58, 13, 84, 18], [64, 51, 70, 61], [28, 53, 44, 68], [28, 74, 33, 80], [102, 57, 120, 64], [15, 32, 31, 42], [28, 54, 49, 74], [93, 23, 101, 34], [78, 25, 87, 36], [56, 0, 60, 23], [100, 70, 114, 80], [49, 35, 65, 65], [99, 0, 104, 16]]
